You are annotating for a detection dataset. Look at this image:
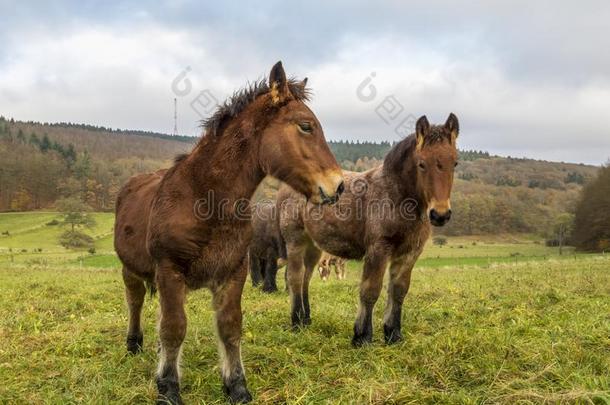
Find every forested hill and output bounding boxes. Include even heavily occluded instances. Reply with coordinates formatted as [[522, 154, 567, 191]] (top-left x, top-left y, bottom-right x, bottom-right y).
[[0, 117, 600, 237]]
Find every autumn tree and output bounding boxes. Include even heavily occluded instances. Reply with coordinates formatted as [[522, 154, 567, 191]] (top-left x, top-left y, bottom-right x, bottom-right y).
[[56, 197, 96, 248], [551, 213, 574, 255], [571, 165, 610, 251]]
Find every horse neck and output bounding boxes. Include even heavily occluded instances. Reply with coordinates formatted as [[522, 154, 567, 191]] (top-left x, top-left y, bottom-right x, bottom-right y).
[[184, 133, 265, 203], [381, 144, 427, 216]]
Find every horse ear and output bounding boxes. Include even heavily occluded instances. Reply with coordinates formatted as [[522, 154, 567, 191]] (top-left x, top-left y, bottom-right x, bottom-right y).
[[445, 113, 459, 143], [269, 61, 290, 104], [415, 115, 429, 150]]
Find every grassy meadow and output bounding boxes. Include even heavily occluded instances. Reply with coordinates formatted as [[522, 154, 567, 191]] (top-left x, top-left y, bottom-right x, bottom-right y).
[[0, 212, 609, 403]]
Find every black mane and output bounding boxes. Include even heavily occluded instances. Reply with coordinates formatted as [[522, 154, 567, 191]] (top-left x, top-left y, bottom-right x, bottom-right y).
[[201, 78, 310, 137]]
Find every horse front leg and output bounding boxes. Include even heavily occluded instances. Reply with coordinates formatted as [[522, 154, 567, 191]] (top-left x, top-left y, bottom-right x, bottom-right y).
[[156, 260, 187, 405], [352, 248, 389, 347], [383, 254, 417, 344], [213, 261, 252, 404]]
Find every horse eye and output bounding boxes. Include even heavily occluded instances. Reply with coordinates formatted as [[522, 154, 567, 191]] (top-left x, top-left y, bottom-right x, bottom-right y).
[[297, 122, 313, 134], [454, 162, 459, 168], [418, 161, 426, 171]]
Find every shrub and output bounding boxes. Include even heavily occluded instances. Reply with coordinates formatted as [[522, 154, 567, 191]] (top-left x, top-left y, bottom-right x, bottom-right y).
[[59, 230, 95, 249], [433, 236, 448, 247], [46, 219, 60, 226], [546, 239, 560, 247]]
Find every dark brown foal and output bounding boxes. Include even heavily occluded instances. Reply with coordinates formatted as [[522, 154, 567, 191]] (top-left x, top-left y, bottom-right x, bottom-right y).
[[279, 114, 459, 345]]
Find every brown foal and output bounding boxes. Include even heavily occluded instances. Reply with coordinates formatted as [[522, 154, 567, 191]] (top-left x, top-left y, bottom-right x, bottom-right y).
[[114, 62, 343, 404]]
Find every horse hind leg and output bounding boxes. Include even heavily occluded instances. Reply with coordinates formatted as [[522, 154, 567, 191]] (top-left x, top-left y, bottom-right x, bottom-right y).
[[286, 243, 310, 328], [302, 244, 322, 325], [249, 253, 263, 287], [122, 267, 146, 354], [340, 261, 347, 280], [262, 256, 279, 293]]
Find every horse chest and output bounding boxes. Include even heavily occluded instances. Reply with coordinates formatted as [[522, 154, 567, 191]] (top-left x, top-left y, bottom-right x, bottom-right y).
[[391, 221, 430, 258], [185, 224, 252, 289]]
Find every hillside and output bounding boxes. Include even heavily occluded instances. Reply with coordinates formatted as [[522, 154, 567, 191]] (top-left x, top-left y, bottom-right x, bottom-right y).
[[0, 117, 600, 237]]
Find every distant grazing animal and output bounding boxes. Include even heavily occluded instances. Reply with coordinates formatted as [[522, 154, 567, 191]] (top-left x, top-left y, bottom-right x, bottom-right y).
[[278, 114, 459, 346], [1, 231, 9, 236], [318, 252, 347, 281], [249, 202, 287, 292], [114, 62, 343, 404]]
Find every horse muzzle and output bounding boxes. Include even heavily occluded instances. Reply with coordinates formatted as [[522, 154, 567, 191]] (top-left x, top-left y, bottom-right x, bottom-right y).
[[430, 208, 452, 226], [311, 171, 344, 205]]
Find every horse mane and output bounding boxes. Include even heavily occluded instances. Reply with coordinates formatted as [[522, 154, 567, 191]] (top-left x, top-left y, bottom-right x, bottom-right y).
[[201, 78, 311, 137], [383, 133, 417, 176]]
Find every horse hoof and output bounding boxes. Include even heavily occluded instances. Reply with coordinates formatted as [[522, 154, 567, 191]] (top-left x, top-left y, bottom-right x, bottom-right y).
[[224, 382, 253, 404], [156, 393, 183, 405], [157, 379, 182, 405], [261, 285, 278, 293], [126, 333, 143, 354], [383, 325, 403, 345], [291, 318, 311, 330], [351, 334, 372, 347]]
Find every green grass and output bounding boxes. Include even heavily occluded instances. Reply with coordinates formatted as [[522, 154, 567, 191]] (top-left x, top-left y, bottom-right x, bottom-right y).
[[0, 211, 592, 269], [0, 257, 608, 403], [0, 212, 608, 403]]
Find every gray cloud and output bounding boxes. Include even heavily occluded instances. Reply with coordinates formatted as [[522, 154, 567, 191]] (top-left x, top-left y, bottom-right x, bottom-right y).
[[0, 0, 609, 164]]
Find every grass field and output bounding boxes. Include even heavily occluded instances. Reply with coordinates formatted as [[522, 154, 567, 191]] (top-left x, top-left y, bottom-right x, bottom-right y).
[[0, 212, 609, 403], [0, 212, 592, 269]]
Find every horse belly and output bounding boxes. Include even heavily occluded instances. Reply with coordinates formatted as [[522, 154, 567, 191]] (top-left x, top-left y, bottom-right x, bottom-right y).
[[315, 238, 365, 260], [305, 220, 366, 259]]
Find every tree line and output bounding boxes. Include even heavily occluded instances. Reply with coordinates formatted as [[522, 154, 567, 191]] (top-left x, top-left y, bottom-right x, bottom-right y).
[[0, 117, 607, 249]]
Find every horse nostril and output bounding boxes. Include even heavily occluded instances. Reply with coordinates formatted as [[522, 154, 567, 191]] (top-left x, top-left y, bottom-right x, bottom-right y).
[[429, 209, 451, 225], [336, 181, 345, 196]]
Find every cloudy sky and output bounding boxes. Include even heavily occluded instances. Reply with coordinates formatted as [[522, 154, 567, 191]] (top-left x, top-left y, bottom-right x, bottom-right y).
[[1, 1, 609, 164]]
